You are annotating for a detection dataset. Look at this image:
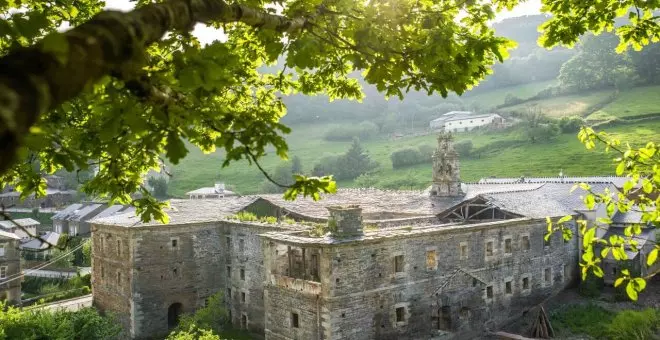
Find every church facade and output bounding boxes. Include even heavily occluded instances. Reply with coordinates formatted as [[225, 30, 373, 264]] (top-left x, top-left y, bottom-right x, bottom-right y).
[[91, 132, 629, 339]]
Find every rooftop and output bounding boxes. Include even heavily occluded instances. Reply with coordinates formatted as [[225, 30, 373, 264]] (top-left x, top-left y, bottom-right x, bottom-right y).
[[0, 218, 40, 230], [20, 231, 61, 251], [0, 229, 20, 240]]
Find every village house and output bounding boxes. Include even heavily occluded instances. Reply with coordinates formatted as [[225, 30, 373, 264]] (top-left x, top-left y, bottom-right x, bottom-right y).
[[429, 111, 504, 132], [0, 218, 39, 240], [90, 132, 636, 339], [53, 203, 134, 237], [0, 175, 76, 209], [186, 182, 237, 199], [0, 230, 21, 304]]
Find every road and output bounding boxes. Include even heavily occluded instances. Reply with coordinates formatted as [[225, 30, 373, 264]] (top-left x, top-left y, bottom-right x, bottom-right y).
[[36, 294, 93, 312], [24, 268, 91, 278]]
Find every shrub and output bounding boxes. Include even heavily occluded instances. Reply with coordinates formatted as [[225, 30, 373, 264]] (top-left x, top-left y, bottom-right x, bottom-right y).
[[550, 303, 613, 338], [605, 309, 659, 340], [228, 212, 258, 222], [390, 147, 424, 169], [559, 116, 585, 133], [453, 140, 473, 157], [417, 143, 435, 161], [504, 93, 524, 106]]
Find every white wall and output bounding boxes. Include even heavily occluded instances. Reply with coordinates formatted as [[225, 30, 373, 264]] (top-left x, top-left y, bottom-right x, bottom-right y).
[[444, 115, 500, 132]]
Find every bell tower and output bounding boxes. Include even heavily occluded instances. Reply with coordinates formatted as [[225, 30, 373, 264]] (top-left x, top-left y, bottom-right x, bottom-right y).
[[430, 131, 463, 197]]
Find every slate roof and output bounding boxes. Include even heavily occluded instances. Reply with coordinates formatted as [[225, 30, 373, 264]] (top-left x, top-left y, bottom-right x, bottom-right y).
[[0, 218, 40, 230], [0, 230, 20, 240], [0, 188, 77, 197], [92, 197, 260, 227], [480, 183, 616, 218], [478, 176, 630, 187], [20, 231, 61, 251], [611, 210, 646, 224], [186, 187, 237, 196], [52, 203, 84, 220]]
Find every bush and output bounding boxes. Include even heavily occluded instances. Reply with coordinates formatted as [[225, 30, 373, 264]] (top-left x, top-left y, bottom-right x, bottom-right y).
[[323, 121, 379, 141], [504, 93, 524, 106], [605, 309, 659, 340], [453, 140, 473, 157], [417, 143, 435, 160], [578, 274, 604, 298], [550, 303, 614, 338], [559, 116, 585, 133], [313, 139, 378, 180], [390, 147, 424, 169]]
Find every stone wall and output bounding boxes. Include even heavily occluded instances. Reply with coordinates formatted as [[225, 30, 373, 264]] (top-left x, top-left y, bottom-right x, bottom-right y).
[[264, 218, 579, 340], [92, 220, 293, 339], [0, 237, 21, 303]]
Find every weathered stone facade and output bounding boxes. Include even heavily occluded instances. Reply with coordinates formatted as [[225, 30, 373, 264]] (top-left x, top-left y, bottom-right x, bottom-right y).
[[0, 231, 21, 304], [91, 219, 300, 339], [262, 214, 578, 340]]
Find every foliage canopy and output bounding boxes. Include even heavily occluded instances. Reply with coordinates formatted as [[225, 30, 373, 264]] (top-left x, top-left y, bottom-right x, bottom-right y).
[[0, 0, 658, 223]]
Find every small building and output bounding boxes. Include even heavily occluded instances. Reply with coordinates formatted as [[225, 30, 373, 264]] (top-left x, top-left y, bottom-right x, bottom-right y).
[[0, 175, 76, 209], [0, 218, 39, 240], [186, 182, 237, 199], [0, 230, 21, 304], [19, 231, 61, 260], [53, 203, 132, 237], [430, 111, 504, 132]]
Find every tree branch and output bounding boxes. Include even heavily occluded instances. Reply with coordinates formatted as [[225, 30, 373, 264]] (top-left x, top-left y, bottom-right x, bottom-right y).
[[0, 0, 310, 177]]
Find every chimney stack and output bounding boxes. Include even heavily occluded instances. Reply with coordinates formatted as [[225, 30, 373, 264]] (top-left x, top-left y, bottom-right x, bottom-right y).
[[326, 205, 363, 237]]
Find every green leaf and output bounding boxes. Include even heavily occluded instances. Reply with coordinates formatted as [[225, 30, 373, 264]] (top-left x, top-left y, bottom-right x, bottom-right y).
[[647, 248, 658, 266], [626, 281, 638, 301], [166, 132, 189, 165], [583, 227, 596, 249], [616, 161, 625, 175], [592, 266, 604, 278], [41, 33, 69, 65], [614, 277, 625, 287]]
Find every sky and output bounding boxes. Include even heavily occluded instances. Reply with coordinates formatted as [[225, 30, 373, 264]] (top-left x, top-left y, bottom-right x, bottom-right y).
[[104, 0, 543, 45]]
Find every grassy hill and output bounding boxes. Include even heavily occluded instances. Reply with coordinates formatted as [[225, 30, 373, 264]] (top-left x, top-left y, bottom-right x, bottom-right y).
[[462, 80, 557, 108], [167, 116, 660, 196], [497, 89, 615, 117], [587, 85, 660, 121]]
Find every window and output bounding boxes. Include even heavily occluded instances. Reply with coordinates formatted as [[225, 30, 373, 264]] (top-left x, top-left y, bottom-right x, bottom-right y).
[[291, 312, 299, 328], [241, 292, 246, 303], [101, 265, 104, 279], [226, 236, 231, 248], [395, 307, 405, 323], [394, 255, 404, 273], [171, 238, 178, 248], [100, 236, 104, 251], [0, 244, 5, 257], [227, 288, 232, 299], [226, 266, 231, 277], [522, 277, 530, 290], [485, 241, 493, 257], [504, 238, 512, 254], [239, 239, 245, 252], [505, 281, 512, 294], [486, 285, 493, 299], [522, 235, 530, 251], [426, 250, 437, 270], [0, 266, 7, 279], [117, 239, 121, 256], [544, 268, 551, 283], [117, 271, 121, 284], [240, 268, 245, 280], [460, 243, 468, 259], [173, 268, 178, 276]]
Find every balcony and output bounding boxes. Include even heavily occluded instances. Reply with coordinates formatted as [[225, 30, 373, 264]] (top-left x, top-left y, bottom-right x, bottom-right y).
[[268, 273, 321, 295]]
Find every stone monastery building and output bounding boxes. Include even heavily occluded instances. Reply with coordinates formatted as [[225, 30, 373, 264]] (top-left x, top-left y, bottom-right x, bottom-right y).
[[91, 132, 640, 339]]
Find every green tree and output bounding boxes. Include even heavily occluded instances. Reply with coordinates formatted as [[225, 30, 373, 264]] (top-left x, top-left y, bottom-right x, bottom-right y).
[[337, 138, 378, 180], [147, 176, 169, 199], [0, 0, 658, 224]]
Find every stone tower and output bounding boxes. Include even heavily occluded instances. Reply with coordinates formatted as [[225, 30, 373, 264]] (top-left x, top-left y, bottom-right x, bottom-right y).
[[430, 131, 463, 197]]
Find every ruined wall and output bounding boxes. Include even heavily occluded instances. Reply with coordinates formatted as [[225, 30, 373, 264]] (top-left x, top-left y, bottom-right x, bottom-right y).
[[93, 220, 292, 339], [266, 218, 578, 340], [0, 238, 21, 303]]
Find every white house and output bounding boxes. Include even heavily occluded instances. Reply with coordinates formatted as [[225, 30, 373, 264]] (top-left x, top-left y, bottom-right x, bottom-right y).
[[430, 111, 504, 132], [0, 218, 39, 240], [186, 182, 237, 199]]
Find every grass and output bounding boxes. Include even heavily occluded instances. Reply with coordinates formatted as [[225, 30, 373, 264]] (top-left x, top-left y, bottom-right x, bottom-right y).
[[550, 304, 660, 339], [167, 119, 660, 196], [497, 89, 615, 117], [461, 80, 557, 108], [587, 85, 660, 121]]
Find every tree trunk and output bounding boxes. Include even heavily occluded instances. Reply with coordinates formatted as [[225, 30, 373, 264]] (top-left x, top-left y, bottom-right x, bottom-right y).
[[0, 0, 306, 175]]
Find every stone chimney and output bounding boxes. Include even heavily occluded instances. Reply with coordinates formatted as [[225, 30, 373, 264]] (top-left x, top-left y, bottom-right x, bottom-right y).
[[326, 205, 363, 237]]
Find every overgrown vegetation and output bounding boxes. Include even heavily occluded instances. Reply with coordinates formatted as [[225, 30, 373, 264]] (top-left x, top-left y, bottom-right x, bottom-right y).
[[22, 272, 91, 305], [0, 302, 121, 339], [551, 304, 660, 339]]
